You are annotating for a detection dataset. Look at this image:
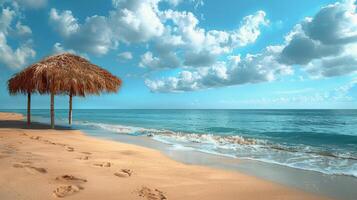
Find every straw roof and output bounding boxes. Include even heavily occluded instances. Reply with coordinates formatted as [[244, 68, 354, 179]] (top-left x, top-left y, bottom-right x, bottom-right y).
[[8, 53, 122, 96]]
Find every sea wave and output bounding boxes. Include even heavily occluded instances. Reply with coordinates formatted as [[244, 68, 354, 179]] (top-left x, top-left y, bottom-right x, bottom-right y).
[[76, 121, 357, 178]]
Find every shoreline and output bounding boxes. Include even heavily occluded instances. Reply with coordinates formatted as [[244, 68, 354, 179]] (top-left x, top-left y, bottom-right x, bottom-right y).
[[0, 112, 330, 199], [82, 126, 357, 200]]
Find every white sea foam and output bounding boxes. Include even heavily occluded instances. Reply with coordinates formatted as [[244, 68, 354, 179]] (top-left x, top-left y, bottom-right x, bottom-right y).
[[76, 121, 357, 178]]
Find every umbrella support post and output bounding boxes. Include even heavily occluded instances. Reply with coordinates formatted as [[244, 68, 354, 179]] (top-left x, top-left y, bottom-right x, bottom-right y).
[[50, 92, 55, 129], [69, 94, 72, 125], [27, 92, 31, 128]]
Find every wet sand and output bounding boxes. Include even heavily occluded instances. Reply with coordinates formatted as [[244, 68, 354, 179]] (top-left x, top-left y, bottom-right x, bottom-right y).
[[0, 112, 328, 200]]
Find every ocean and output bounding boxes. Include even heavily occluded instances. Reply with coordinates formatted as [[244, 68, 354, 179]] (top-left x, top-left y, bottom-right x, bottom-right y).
[[5, 109, 357, 178]]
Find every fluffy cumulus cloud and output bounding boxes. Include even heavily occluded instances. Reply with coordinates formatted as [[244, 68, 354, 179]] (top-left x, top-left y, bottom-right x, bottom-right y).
[[45, 0, 357, 93], [232, 10, 268, 46], [49, 0, 166, 55], [146, 46, 292, 92], [0, 33, 35, 69], [49, 0, 268, 64], [280, 0, 357, 77], [139, 9, 268, 69], [49, 8, 115, 55], [147, 0, 357, 92], [110, 0, 164, 43], [0, 5, 35, 69], [49, 9, 79, 37], [140, 51, 181, 69]]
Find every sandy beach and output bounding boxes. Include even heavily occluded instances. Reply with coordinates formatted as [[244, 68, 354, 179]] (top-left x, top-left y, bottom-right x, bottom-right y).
[[0, 112, 328, 200]]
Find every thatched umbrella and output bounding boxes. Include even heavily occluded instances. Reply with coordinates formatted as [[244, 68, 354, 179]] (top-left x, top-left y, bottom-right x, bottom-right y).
[[8, 53, 122, 129]]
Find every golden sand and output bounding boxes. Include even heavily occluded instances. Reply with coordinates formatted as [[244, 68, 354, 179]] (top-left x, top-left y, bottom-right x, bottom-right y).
[[0, 112, 327, 200]]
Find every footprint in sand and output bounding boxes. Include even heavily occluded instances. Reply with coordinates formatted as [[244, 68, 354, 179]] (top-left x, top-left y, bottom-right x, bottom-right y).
[[30, 136, 41, 140], [28, 166, 47, 173], [81, 152, 92, 155], [43, 139, 57, 145], [138, 186, 167, 200], [93, 162, 112, 167], [56, 175, 87, 183], [53, 185, 84, 198], [54, 175, 87, 198], [13, 163, 47, 174], [66, 147, 75, 152], [76, 156, 90, 160], [114, 169, 133, 178]]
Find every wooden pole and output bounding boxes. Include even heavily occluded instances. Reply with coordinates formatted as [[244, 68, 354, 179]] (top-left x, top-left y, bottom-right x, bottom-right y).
[[50, 92, 55, 129], [27, 92, 31, 128], [69, 93, 72, 125]]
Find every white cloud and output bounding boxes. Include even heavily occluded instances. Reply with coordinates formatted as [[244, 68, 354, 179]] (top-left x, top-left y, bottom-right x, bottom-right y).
[[0, 7, 35, 69], [231, 10, 269, 47], [49, 1, 267, 64], [15, 21, 31, 36], [0, 33, 35, 69], [49, 0, 166, 55], [110, 0, 164, 43], [279, 0, 357, 77], [49, 8, 79, 37], [140, 9, 268, 69], [0, 7, 15, 34], [49, 8, 114, 55], [146, 0, 357, 93], [160, 9, 268, 52], [140, 51, 180, 69], [118, 51, 133, 60], [52, 42, 76, 54], [303, 0, 357, 45], [305, 53, 357, 77], [146, 46, 292, 92]]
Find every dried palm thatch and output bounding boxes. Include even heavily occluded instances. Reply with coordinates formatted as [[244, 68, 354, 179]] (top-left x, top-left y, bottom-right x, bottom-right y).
[[8, 53, 121, 96], [8, 53, 122, 128]]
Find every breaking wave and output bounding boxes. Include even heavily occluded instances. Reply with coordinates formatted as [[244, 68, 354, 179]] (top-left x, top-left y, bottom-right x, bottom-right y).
[[77, 121, 357, 178]]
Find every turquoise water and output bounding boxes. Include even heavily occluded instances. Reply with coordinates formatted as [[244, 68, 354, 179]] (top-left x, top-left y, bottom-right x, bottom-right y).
[[4, 109, 357, 178]]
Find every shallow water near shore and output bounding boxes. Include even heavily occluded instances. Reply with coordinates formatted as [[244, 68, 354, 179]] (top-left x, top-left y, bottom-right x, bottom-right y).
[[3, 109, 357, 200], [83, 128, 357, 200]]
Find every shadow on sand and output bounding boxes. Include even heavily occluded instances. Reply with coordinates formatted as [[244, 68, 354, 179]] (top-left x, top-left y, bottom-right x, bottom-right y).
[[0, 120, 75, 130]]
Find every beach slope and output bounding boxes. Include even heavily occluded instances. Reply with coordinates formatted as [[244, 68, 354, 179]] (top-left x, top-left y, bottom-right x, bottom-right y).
[[0, 112, 327, 200]]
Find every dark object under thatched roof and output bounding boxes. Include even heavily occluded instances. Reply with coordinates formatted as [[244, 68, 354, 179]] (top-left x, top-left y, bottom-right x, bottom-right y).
[[7, 53, 122, 128]]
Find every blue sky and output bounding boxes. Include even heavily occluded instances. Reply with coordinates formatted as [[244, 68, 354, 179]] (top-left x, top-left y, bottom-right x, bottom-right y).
[[1, 0, 357, 109]]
